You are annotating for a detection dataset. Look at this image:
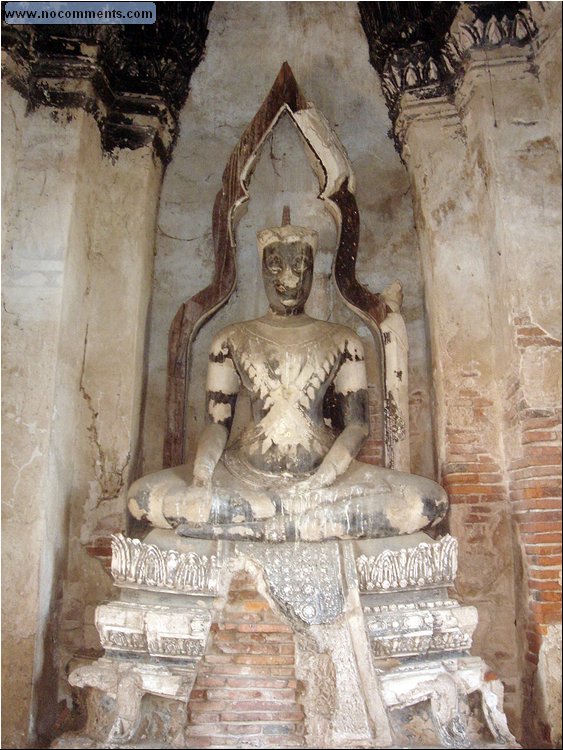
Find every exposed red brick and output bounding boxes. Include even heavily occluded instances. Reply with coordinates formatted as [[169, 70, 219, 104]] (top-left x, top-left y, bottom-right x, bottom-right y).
[[522, 531, 563, 543], [234, 622, 293, 633], [188, 711, 221, 725], [192, 675, 227, 688], [221, 711, 304, 724], [531, 590, 562, 603], [511, 475, 562, 489], [207, 688, 297, 702], [528, 568, 561, 580], [513, 501, 562, 514], [511, 483, 561, 499], [518, 521, 562, 534], [444, 460, 501, 473], [449, 484, 505, 495], [524, 544, 562, 556], [529, 601, 562, 620], [225, 677, 297, 689], [526, 630, 542, 653], [185, 571, 304, 747]]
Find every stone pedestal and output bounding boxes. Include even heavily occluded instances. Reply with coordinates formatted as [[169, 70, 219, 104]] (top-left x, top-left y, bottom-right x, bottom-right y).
[[55, 531, 518, 749]]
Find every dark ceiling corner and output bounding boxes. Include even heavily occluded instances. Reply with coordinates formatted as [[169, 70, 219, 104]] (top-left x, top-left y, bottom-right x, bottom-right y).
[[1, 1, 214, 161], [357, 1, 536, 149], [358, 2, 460, 75]]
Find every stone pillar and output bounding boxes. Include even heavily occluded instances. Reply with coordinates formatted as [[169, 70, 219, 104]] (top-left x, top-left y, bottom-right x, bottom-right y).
[[455, 33, 561, 747], [2, 89, 89, 749], [392, 10, 561, 742], [1, 15, 211, 745], [1, 81, 164, 747], [395, 92, 520, 726]]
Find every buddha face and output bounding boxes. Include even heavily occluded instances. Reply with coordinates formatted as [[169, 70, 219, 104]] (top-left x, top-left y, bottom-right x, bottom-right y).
[[262, 240, 314, 315]]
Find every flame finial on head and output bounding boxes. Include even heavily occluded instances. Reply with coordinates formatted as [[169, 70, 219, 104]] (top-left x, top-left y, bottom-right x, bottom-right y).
[[257, 207, 318, 258]]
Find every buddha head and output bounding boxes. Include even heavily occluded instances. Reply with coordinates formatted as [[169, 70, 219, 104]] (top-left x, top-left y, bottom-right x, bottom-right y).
[[257, 207, 318, 316]]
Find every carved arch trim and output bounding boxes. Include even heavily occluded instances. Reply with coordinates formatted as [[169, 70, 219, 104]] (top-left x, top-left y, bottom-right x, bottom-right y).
[[164, 62, 386, 468]]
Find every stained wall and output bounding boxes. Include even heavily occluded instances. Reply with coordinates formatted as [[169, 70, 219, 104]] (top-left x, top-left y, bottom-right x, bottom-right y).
[[1, 80, 162, 746]]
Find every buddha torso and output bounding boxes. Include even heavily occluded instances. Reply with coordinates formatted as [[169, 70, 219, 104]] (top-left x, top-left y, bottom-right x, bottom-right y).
[[207, 316, 367, 478]]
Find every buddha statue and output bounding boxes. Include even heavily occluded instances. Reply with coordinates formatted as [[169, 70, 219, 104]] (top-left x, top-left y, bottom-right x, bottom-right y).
[[129, 211, 448, 542]]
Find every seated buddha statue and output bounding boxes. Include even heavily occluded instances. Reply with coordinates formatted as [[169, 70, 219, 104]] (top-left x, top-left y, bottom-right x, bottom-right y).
[[128, 211, 448, 542]]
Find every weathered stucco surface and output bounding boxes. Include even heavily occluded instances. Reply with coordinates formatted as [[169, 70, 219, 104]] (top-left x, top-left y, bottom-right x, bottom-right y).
[[1, 81, 163, 746]]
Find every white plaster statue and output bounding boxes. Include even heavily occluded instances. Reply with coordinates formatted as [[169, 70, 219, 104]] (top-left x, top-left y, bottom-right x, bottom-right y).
[[380, 280, 410, 472], [129, 213, 448, 542]]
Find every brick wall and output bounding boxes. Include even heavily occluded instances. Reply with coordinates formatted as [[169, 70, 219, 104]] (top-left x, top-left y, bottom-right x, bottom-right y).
[[442, 386, 507, 512], [185, 572, 305, 748], [440, 379, 520, 726], [506, 316, 562, 743]]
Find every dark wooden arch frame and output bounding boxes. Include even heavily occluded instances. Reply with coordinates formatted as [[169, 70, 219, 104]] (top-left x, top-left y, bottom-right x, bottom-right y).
[[163, 62, 387, 468]]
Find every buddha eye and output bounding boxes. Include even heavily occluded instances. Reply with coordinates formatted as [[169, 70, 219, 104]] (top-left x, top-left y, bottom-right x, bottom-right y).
[[266, 254, 283, 274], [292, 255, 311, 274]]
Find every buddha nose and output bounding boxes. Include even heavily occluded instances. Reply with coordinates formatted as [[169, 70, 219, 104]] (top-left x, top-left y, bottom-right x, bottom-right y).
[[278, 267, 299, 289]]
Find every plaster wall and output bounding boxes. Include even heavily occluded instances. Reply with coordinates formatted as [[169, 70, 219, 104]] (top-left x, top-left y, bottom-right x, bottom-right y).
[[2, 88, 88, 747], [139, 1, 434, 482], [1, 83, 163, 746]]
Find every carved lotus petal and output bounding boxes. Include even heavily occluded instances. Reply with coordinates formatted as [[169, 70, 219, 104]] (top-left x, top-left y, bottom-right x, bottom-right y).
[[382, 80, 396, 100], [404, 63, 419, 88], [457, 24, 478, 50], [441, 53, 456, 75], [444, 34, 462, 61], [425, 58, 440, 82], [501, 15, 512, 38], [514, 12, 532, 41], [391, 65, 403, 87], [473, 18, 485, 42], [485, 16, 503, 45]]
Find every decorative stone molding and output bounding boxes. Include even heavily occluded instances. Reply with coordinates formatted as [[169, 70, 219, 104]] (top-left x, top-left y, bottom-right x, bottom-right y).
[[64, 532, 517, 748], [69, 657, 197, 745], [242, 541, 345, 626], [96, 600, 212, 661], [365, 601, 477, 658], [1, 4, 212, 161], [382, 8, 536, 107], [111, 532, 218, 595], [356, 534, 458, 593], [359, 2, 538, 147]]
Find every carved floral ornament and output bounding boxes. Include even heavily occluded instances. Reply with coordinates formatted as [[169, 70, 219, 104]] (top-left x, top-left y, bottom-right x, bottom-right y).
[[110, 533, 218, 594], [359, 2, 538, 122], [356, 534, 458, 592], [381, 9, 537, 105]]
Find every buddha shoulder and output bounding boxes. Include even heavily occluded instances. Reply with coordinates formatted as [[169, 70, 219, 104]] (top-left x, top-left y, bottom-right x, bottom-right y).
[[322, 322, 366, 361]]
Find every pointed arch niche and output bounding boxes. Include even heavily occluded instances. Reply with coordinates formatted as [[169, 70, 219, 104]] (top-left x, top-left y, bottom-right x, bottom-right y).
[[164, 62, 388, 469]]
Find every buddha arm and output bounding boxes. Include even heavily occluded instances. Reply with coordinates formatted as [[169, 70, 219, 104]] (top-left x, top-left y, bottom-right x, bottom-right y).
[[192, 423, 229, 486], [305, 334, 370, 488], [192, 330, 240, 486], [313, 393, 369, 486]]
